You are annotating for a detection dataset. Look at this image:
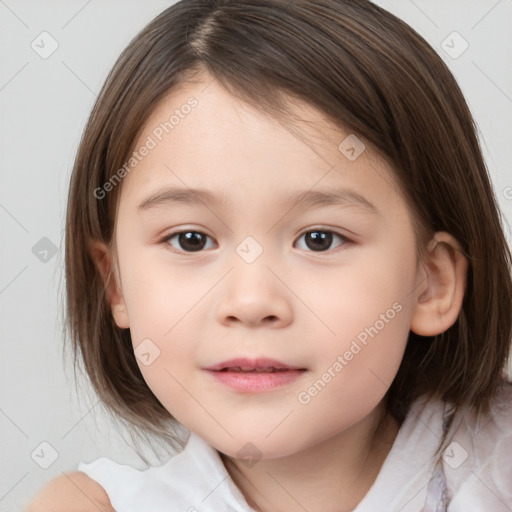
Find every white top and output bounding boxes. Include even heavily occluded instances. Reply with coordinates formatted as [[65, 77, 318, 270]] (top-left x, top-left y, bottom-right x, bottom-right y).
[[78, 383, 512, 511]]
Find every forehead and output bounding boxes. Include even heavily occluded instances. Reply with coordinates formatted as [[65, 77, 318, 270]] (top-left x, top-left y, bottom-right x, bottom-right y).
[[117, 75, 401, 213]]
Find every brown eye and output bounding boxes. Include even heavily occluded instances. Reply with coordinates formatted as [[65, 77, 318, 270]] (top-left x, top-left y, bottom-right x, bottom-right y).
[[164, 231, 215, 252], [295, 230, 349, 252], [160, 228, 350, 254]]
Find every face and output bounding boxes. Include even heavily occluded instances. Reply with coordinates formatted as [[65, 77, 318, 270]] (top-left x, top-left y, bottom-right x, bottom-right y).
[[107, 73, 423, 459]]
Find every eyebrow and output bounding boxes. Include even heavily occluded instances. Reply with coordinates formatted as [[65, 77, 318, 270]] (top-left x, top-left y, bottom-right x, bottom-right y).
[[137, 186, 378, 215]]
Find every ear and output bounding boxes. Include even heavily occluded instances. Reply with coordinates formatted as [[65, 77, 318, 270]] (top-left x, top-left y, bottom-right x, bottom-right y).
[[410, 232, 468, 336], [88, 239, 130, 329]]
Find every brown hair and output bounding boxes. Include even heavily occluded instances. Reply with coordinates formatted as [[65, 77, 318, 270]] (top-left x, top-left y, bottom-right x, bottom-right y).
[[65, 0, 512, 457]]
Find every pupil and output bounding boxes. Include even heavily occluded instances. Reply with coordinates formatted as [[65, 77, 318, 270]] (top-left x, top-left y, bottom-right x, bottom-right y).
[[307, 231, 332, 251], [180, 232, 205, 251]]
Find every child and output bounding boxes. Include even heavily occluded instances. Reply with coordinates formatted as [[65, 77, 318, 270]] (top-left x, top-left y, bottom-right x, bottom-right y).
[[27, 0, 512, 510]]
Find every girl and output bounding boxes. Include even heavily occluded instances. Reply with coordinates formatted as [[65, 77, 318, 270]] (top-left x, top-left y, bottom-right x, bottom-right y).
[[27, 0, 512, 510]]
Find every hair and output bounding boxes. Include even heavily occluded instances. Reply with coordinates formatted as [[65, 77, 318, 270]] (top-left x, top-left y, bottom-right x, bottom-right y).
[[65, 0, 512, 458]]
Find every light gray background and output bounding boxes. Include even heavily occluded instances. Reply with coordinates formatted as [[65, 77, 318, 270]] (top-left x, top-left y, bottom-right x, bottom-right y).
[[1, 0, 511, 510]]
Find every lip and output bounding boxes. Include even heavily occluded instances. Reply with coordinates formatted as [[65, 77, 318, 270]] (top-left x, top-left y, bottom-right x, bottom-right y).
[[203, 358, 307, 393], [204, 357, 305, 371]]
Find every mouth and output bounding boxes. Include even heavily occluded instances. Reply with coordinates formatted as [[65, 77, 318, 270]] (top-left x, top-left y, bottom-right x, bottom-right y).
[[204, 357, 306, 372], [203, 358, 307, 392], [218, 367, 294, 372]]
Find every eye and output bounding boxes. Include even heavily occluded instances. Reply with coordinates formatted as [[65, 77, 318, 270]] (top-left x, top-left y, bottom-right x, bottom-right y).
[[294, 229, 350, 252], [159, 228, 351, 254], [161, 230, 215, 253]]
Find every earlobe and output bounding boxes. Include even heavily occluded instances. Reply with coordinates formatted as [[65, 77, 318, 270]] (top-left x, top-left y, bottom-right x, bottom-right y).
[[410, 232, 468, 337], [88, 239, 130, 329]]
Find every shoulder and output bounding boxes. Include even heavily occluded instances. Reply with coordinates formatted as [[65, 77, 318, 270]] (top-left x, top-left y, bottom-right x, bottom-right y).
[[444, 381, 512, 510], [25, 471, 114, 512]]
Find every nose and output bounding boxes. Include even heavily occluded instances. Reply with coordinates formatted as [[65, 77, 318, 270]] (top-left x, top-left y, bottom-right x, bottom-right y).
[[215, 259, 293, 328]]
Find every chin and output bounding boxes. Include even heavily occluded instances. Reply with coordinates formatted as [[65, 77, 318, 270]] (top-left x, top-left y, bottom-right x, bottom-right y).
[[198, 425, 315, 462]]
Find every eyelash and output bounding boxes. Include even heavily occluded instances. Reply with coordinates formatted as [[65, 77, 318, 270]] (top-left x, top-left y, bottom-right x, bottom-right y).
[[158, 228, 353, 255]]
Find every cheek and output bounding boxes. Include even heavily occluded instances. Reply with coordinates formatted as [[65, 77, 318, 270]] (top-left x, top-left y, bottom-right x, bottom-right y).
[[296, 238, 417, 400], [115, 245, 207, 399], [304, 241, 416, 349], [119, 244, 207, 340]]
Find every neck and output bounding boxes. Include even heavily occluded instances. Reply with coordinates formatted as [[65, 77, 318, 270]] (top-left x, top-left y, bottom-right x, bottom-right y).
[[220, 404, 400, 512]]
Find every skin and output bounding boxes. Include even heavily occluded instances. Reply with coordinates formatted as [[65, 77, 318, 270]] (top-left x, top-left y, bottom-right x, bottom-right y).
[[91, 72, 468, 512]]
